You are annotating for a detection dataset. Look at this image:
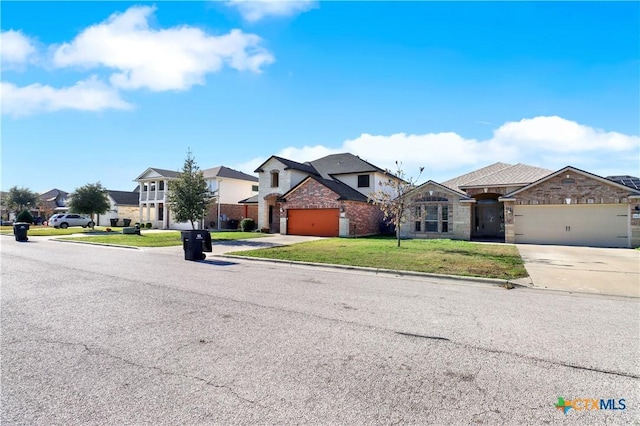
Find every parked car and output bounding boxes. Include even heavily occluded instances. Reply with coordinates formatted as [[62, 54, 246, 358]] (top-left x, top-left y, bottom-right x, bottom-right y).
[[32, 216, 44, 225], [1, 220, 13, 226], [48, 214, 95, 229]]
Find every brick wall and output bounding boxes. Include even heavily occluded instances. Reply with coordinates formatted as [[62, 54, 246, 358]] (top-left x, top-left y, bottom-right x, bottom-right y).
[[205, 203, 258, 228], [511, 173, 632, 205], [343, 201, 384, 236], [282, 178, 384, 236]]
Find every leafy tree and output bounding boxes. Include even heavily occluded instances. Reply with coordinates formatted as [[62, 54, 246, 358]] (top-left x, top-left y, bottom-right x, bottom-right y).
[[369, 161, 424, 248], [168, 150, 211, 229], [5, 186, 38, 215], [67, 182, 110, 228]]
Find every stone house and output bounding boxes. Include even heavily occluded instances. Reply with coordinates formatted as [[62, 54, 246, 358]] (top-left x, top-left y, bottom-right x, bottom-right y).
[[401, 163, 640, 248]]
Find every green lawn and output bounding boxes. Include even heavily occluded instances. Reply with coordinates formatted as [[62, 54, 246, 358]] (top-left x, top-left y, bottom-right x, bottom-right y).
[[58, 231, 267, 247], [0, 225, 121, 236], [232, 237, 528, 280]]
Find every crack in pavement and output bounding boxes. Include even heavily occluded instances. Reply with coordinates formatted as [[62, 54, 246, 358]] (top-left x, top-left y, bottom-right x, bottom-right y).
[[395, 332, 640, 380], [4, 256, 638, 382], [4, 338, 266, 409]]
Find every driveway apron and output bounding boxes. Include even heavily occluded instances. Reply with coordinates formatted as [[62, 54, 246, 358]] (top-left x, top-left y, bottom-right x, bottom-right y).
[[516, 244, 640, 297]]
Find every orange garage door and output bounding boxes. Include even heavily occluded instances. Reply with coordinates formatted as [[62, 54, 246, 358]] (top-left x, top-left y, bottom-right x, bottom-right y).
[[287, 209, 339, 237]]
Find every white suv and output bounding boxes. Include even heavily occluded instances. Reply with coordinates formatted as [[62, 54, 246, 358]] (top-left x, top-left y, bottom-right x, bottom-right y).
[[48, 214, 95, 229]]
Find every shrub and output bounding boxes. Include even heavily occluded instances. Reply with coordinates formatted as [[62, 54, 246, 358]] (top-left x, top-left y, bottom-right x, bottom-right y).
[[240, 218, 255, 232], [145, 222, 152, 229], [16, 210, 33, 223]]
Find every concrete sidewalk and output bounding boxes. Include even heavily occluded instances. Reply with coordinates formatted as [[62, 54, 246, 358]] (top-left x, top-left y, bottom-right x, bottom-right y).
[[516, 244, 640, 298]]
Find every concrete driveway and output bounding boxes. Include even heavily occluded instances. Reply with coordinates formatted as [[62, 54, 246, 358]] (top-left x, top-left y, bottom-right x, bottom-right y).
[[516, 244, 640, 298]]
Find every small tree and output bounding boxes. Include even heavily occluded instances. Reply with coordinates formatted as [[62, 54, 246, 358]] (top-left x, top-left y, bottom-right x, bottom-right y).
[[67, 182, 110, 228], [5, 186, 38, 216], [369, 161, 424, 248], [16, 210, 34, 223], [168, 150, 211, 229]]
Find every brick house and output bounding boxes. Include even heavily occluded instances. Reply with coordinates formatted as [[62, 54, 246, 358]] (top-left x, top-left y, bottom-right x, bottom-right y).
[[401, 163, 640, 248], [254, 153, 400, 237]]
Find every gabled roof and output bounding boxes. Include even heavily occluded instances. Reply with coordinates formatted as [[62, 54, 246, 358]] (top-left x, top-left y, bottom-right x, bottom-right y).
[[107, 190, 139, 205], [282, 175, 369, 203], [310, 153, 387, 179], [406, 179, 471, 199], [607, 175, 640, 190], [442, 162, 552, 191], [202, 166, 258, 182], [135, 167, 179, 180], [40, 188, 69, 201], [254, 156, 318, 174], [502, 166, 640, 199]]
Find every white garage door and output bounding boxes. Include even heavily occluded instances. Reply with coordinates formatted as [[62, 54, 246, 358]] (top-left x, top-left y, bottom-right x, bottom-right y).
[[513, 204, 629, 248]]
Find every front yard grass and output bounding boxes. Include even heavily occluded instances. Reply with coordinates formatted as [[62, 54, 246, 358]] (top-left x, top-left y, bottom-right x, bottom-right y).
[[232, 237, 528, 280], [58, 231, 267, 247], [0, 225, 121, 236]]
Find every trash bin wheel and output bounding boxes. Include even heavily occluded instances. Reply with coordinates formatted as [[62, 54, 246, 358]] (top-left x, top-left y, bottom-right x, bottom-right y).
[[201, 253, 206, 260]]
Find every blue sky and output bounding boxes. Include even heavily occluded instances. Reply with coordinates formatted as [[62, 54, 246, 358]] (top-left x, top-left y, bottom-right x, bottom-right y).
[[1, 1, 638, 194]]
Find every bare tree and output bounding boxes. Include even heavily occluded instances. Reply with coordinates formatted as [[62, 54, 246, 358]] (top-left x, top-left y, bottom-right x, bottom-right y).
[[369, 161, 424, 247]]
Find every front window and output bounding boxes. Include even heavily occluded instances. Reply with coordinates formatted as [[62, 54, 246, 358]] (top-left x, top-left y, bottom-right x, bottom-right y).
[[425, 206, 438, 232], [441, 205, 449, 233], [142, 183, 148, 192], [150, 182, 156, 192], [252, 185, 259, 192], [271, 171, 279, 188], [159, 181, 165, 190], [357, 174, 370, 188]]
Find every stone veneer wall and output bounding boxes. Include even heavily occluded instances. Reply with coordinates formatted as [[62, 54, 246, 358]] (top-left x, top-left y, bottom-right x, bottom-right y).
[[400, 184, 472, 241]]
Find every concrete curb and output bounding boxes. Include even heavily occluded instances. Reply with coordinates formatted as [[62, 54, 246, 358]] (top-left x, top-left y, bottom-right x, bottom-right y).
[[221, 254, 531, 290], [51, 238, 140, 250]]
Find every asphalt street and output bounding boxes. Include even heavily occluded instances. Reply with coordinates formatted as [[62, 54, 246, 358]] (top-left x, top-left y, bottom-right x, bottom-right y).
[[1, 236, 639, 424]]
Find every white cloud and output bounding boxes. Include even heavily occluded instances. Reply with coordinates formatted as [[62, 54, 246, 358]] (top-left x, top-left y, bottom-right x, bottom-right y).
[[227, 0, 316, 22], [1, 30, 37, 67], [234, 116, 639, 180], [492, 116, 637, 152], [1, 76, 133, 117], [52, 5, 275, 92]]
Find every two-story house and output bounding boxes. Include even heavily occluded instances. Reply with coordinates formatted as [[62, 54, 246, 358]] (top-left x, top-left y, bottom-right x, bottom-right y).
[[135, 166, 258, 230], [254, 153, 401, 237]]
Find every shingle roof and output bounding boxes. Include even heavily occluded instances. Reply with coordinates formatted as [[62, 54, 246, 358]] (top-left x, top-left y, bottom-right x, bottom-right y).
[[310, 153, 386, 179], [150, 168, 179, 178], [39, 188, 69, 200], [442, 162, 553, 191], [238, 194, 259, 204], [202, 166, 258, 182], [284, 176, 369, 203], [255, 156, 318, 174], [108, 190, 139, 205]]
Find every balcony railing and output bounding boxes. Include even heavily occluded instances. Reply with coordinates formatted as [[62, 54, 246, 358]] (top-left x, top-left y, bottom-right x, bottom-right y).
[[139, 190, 166, 202]]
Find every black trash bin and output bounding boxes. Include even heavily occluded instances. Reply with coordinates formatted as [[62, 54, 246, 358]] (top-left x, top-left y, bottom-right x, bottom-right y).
[[228, 219, 239, 230], [13, 222, 29, 242], [110, 218, 119, 227], [181, 230, 212, 261], [123, 218, 131, 227]]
